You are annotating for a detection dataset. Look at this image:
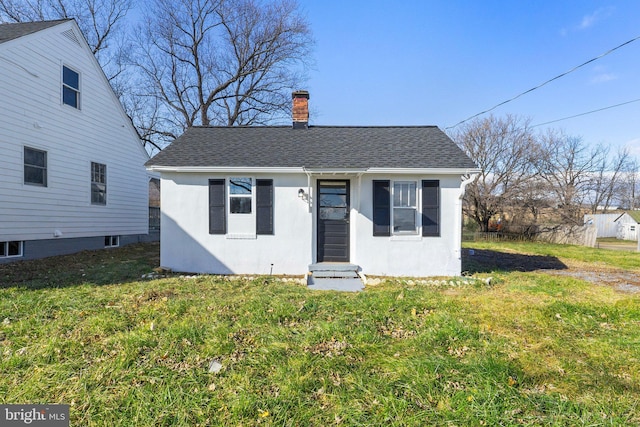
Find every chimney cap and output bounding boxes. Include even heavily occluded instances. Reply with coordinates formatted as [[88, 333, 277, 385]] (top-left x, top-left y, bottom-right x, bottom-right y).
[[292, 90, 310, 99]]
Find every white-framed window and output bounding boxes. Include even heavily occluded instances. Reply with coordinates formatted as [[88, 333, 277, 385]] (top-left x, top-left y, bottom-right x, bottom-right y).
[[392, 181, 418, 234], [104, 236, 119, 247], [91, 162, 107, 205], [62, 65, 80, 109], [373, 179, 439, 238], [209, 178, 273, 236], [24, 146, 47, 186], [0, 241, 23, 258], [229, 177, 252, 214]]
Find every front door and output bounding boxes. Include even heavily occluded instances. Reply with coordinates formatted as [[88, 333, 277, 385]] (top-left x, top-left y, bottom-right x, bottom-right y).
[[317, 180, 350, 262]]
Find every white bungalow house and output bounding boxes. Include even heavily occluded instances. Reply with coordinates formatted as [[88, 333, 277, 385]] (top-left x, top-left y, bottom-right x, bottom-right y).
[[0, 19, 150, 263], [146, 92, 479, 288]]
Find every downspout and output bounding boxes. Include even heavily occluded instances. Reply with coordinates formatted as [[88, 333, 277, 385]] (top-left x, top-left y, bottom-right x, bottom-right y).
[[305, 168, 312, 213], [356, 172, 364, 211], [454, 173, 479, 268]]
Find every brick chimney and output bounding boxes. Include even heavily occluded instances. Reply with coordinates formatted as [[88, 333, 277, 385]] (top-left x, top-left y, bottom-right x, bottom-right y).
[[292, 90, 309, 129]]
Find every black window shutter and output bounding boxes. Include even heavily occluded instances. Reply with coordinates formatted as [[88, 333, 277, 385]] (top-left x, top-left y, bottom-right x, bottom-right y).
[[372, 180, 391, 236], [256, 179, 274, 235], [422, 180, 440, 237], [209, 179, 226, 234]]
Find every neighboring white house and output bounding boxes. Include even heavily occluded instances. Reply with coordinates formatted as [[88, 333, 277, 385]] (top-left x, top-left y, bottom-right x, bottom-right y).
[[147, 91, 479, 284], [583, 213, 620, 238], [614, 212, 640, 241], [0, 19, 150, 263]]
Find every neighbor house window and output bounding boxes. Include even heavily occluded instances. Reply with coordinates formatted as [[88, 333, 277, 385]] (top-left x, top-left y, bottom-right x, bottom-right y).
[[62, 65, 80, 108], [372, 179, 440, 237], [105, 236, 119, 247], [392, 181, 417, 234], [229, 177, 252, 214], [91, 162, 107, 205], [0, 241, 23, 258], [24, 147, 47, 186]]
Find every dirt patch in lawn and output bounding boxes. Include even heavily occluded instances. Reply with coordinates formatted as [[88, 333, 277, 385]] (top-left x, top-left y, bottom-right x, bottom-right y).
[[463, 249, 640, 294], [551, 260, 640, 294]]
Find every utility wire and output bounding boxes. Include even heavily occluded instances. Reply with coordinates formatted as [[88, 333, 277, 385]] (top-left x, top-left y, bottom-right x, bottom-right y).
[[530, 98, 640, 128], [446, 34, 640, 130]]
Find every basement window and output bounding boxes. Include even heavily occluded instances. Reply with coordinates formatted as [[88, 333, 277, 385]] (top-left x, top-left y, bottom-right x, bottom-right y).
[[104, 236, 119, 247], [0, 241, 23, 258]]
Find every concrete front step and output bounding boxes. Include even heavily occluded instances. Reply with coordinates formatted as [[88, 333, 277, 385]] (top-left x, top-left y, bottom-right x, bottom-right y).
[[307, 263, 364, 292], [312, 270, 359, 279], [308, 263, 360, 272]]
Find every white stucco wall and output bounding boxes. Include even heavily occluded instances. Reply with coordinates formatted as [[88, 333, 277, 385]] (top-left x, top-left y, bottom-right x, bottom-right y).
[[160, 172, 313, 275], [160, 171, 465, 277], [351, 174, 463, 277]]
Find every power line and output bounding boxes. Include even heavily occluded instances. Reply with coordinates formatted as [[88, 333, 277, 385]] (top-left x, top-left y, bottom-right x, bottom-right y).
[[446, 34, 640, 130], [530, 97, 640, 128]]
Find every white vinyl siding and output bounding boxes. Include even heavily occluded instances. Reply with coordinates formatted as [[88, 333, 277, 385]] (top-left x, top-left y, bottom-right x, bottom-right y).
[[0, 21, 149, 242]]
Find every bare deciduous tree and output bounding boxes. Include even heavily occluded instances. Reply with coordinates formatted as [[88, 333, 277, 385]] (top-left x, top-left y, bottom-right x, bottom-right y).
[[451, 115, 537, 232], [534, 130, 607, 224], [617, 159, 639, 210], [132, 0, 313, 150], [586, 147, 631, 213]]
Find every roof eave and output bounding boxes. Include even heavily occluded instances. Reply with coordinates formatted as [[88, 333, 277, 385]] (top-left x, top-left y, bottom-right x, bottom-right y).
[[365, 167, 481, 175], [146, 165, 305, 173], [147, 165, 481, 175]]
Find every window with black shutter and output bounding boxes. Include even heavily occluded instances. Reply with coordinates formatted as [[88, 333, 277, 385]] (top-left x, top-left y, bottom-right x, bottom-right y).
[[209, 179, 226, 234], [372, 180, 391, 236], [422, 180, 440, 237], [256, 179, 274, 235]]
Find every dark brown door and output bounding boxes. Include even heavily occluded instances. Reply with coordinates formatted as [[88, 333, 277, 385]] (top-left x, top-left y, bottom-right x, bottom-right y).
[[317, 180, 350, 262]]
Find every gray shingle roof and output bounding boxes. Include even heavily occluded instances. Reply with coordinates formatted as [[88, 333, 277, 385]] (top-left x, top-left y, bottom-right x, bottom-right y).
[[0, 19, 70, 44], [146, 126, 478, 170]]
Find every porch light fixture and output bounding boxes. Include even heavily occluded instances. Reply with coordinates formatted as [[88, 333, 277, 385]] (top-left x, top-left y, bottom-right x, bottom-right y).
[[298, 188, 310, 204]]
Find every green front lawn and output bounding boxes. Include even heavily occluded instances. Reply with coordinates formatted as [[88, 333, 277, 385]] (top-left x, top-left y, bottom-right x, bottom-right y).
[[1, 243, 639, 426]]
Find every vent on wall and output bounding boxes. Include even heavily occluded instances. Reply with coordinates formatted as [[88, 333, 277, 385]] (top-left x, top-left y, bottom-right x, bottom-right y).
[[61, 29, 81, 46]]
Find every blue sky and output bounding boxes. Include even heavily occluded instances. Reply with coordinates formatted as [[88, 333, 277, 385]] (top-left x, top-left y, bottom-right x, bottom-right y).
[[298, 0, 640, 156]]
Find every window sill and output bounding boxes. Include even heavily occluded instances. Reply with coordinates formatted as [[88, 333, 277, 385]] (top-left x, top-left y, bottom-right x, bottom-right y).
[[226, 234, 257, 240], [390, 234, 421, 241]]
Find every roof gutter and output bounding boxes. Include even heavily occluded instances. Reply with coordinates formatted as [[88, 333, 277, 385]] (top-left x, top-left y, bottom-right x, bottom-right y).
[[145, 166, 305, 173], [147, 166, 482, 176], [366, 168, 481, 175]]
